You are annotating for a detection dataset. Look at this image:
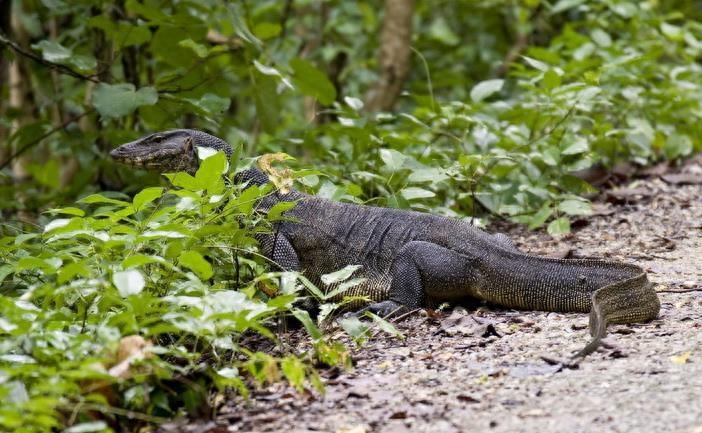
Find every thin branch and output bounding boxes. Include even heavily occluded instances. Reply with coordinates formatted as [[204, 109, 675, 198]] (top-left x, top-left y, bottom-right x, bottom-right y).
[[279, 0, 294, 40], [0, 108, 94, 170], [0, 30, 99, 83]]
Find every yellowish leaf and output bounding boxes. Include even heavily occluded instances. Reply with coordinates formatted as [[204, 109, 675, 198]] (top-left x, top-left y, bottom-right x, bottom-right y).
[[671, 351, 691, 365]]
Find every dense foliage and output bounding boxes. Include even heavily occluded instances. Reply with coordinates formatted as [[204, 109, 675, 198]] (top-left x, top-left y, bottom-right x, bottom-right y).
[[2, 0, 702, 430]]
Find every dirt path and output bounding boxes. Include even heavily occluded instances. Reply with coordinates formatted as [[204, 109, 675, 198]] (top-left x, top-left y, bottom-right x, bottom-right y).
[[170, 158, 702, 433]]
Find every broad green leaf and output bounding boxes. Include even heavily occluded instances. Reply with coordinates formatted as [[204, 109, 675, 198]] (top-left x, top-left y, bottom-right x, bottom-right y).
[[429, 16, 460, 46], [32, 40, 71, 62], [113, 269, 145, 296], [92, 83, 158, 118], [344, 96, 364, 111], [122, 254, 164, 269], [547, 217, 571, 236], [562, 137, 589, 155], [522, 56, 549, 71], [179, 38, 208, 57], [46, 207, 85, 217], [367, 312, 403, 338], [558, 199, 592, 216], [400, 187, 435, 200], [290, 58, 337, 105], [187, 93, 230, 116], [591, 28, 612, 47], [292, 309, 323, 341], [321, 265, 362, 286], [178, 250, 213, 280], [470, 79, 504, 103], [551, 0, 585, 13], [379, 149, 407, 171], [253, 22, 281, 40], [133, 187, 163, 211], [57, 261, 91, 284], [79, 194, 130, 206], [281, 355, 306, 391], [528, 202, 553, 230], [339, 316, 369, 342], [195, 151, 227, 192], [543, 69, 562, 90], [64, 421, 109, 433]]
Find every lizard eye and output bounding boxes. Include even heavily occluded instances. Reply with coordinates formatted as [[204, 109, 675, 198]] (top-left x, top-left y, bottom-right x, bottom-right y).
[[151, 134, 164, 143]]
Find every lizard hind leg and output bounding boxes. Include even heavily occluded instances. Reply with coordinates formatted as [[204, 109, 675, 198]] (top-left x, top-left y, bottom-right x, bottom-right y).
[[572, 272, 660, 361], [365, 241, 482, 318]]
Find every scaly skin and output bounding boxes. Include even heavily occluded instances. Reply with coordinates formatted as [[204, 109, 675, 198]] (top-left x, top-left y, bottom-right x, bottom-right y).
[[111, 129, 661, 361]]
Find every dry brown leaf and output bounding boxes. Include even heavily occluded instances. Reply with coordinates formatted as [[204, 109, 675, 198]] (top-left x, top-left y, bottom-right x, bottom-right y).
[[670, 351, 692, 365], [258, 153, 295, 194], [109, 335, 154, 379], [336, 426, 367, 433]]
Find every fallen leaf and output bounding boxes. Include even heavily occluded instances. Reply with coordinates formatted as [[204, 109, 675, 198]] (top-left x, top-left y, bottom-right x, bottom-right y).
[[109, 335, 153, 379], [671, 351, 691, 365], [258, 153, 295, 194], [662, 173, 702, 185], [336, 426, 367, 433]]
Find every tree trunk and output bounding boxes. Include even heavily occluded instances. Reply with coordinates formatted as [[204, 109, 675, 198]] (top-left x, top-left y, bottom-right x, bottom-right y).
[[365, 0, 414, 112], [0, 0, 11, 163], [9, 9, 34, 222]]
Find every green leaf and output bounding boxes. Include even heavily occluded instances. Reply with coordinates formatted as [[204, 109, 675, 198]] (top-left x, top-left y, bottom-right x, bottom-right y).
[[179, 38, 208, 57], [290, 58, 337, 105], [522, 56, 549, 72], [551, 0, 585, 13], [253, 22, 281, 40], [367, 312, 403, 338], [379, 149, 407, 171], [292, 309, 323, 341], [561, 137, 589, 155], [542, 69, 562, 90], [187, 93, 231, 116], [113, 269, 146, 297], [661, 23, 683, 41], [321, 265, 362, 286], [32, 40, 71, 62], [547, 217, 571, 236], [339, 316, 369, 343], [528, 202, 553, 230], [64, 421, 108, 433], [470, 79, 504, 103], [57, 261, 91, 284], [558, 199, 592, 216], [429, 16, 460, 46], [591, 28, 612, 47], [46, 207, 85, 217], [79, 194, 130, 206], [195, 151, 227, 192], [281, 355, 306, 391], [400, 187, 436, 200], [132, 187, 163, 211], [92, 83, 158, 118], [122, 254, 164, 269], [178, 251, 213, 280]]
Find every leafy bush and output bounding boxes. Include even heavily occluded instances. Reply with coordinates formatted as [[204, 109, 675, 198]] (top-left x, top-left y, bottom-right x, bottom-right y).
[[0, 153, 352, 432]]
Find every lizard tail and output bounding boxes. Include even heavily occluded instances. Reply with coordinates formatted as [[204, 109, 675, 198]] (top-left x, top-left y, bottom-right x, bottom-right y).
[[573, 272, 660, 360]]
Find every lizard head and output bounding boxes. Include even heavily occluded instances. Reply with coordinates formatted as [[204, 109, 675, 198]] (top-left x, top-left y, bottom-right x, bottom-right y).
[[110, 129, 232, 175]]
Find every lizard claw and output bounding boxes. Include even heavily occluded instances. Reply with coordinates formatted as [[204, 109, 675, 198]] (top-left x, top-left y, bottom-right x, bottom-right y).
[[365, 300, 409, 318], [342, 301, 410, 320]]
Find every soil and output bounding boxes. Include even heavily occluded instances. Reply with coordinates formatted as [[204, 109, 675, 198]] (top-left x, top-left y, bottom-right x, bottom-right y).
[[163, 156, 702, 433]]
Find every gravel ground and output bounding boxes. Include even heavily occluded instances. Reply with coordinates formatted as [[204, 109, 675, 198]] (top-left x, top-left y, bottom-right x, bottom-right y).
[[165, 157, 702, 433]]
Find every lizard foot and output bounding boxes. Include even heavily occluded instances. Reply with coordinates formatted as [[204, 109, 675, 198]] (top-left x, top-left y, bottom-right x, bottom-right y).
[[365, 300, 409, 318], [343, 300, 410, 320]]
